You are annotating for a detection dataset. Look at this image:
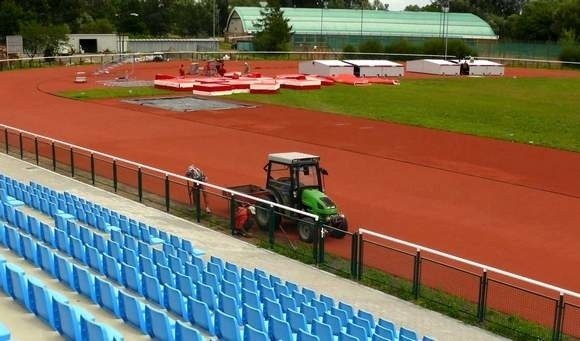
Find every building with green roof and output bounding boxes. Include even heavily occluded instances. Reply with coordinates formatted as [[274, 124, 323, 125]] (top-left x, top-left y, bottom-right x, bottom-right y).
[[226, 7, 497, 50]]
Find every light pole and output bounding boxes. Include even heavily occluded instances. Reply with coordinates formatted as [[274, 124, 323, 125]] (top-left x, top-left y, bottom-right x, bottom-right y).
[[442, 0, 450, 60], [212, 0, 216, 38], [360, 0, 364, 38]]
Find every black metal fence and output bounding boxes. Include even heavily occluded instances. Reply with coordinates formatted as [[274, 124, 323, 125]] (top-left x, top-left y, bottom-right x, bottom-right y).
[[1, 124, 579, 341]]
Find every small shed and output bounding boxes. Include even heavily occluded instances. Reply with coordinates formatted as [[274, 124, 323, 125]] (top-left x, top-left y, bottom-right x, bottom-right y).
[[343, 59, 404, 77], [451, 59, 505, 76], [299, 60, 353, 77], [406, 59, 460, 76]]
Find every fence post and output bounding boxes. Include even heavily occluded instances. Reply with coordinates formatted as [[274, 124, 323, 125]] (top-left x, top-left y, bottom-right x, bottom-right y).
[[552, 293, 565, 341], [350, 232, 359, 279], [312, 220, 319, 265], [195, 186, 201, 222], [317, 221, 325, 264], [229, 195, 237, 235], [137, 167, 143, 202], [90, 153, 95, 185], [412, 249, 422, 300], [268, 205, 275, 248], [70, 148, 75, 177], [357, 232, 364, 280], [164, 175, 170, 212], [4, 129, 8, 153], [477, 269, 488, 322], [51, 142, 56, 171], [112, 160, 118, 192], [19, 133, 23, 159], [34, 138, 39, 164]]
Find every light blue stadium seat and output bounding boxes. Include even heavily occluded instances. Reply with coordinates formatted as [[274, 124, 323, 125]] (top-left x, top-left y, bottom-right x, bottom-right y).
[[339, 331, 359, 341], [175, 273, 196, 299], [164, 284, 188, 320], [138, 241, 152, 259], [118, 291, 147, 334], [121, 263, 142, 295], [347, 321, 368, 341], [29, 217, 42, 240], [312, 319, 334, 341], [54, 254, 73, 287], [162, 243, 176, 257], [85, 245, 103, 274], [241, 276, 258, 293], [310, 298, 328, 317], [37, 244, 55, 276], [20, 234, 38, 265], [274, 281, 289, 297], [187, 297, 215, 336], [70, 263, 96, 301], [53, 294, 94, 341], [95, 277, 120, 318], [176, 249, 191, 265], [168, 255, 184, 274], [0, 188, 24, 207], [14, 209, 28, 232], [338, 302, 354, 320], [223, 269, 240, 287], [352, 315, 372, 337], [123, 236, 138, 251], [358, 309, 376, 329], [184, 262, 201, 283], [377, 319, 397, 340], [215, 309, 242, 341], [66, 220, 80, 240], [243, 324, 269, 341], [331, 306, 349, 326], [40, 222, 55, 247], [259, 284, 276, 303], [372, 333, 392, 341], [143, 272, 164, 306], [302, 287, 316, 303], [5, 226, 21, 256], [297, 328, 320, 341], [422, 336, 436, 341], [139, 256, 156, 277], [80, 314, 124, 341], [80, 226, 94, 246], [242, 303, 267, 332], [268, 315, 293, 341], [27, 276, 66, 329], [300, 302, 319, 324], [0, 224, 5, 247], [93, 234, 107, 253], [241, 268, 254, 280], [103, 254, 121, 283], [140, 226, 164, 245], [324, 312, 343, 336], [70, 236, 87, 264], [129, 223, 140, 240], [320, 294, 335, 309], [174, 320, 203, 341], [122, 248, 138, 269], [192, 256, 205, 272], [202, 270, 220, 293], [279, 293, 297, 312], [292, 290, 307, 308], [55, 229, 70, 254], [110, 230, 124, 247], [256, 274, 270, 288], [144, 305, 176, 341], [197, 282, 217, 311], [219, 291, 242, 325], [287, 308, 308, 334], [400, 327, 418, 341], [222, 279, 241, 305], [0, 322, 10, 341], [152, 249, 168, 267], [263, 297, 283, 320], [158, 265, 176, 287]]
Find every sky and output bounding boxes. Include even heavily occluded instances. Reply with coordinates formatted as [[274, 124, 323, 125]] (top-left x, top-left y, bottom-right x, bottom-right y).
[[387, 0, 433, 11]]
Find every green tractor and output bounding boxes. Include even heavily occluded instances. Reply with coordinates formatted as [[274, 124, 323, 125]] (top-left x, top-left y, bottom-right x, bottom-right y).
[[239, 152, 348, 242]]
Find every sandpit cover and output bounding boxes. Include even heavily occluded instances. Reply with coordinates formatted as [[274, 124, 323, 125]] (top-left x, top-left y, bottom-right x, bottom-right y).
[[123, 97, 251, 112]]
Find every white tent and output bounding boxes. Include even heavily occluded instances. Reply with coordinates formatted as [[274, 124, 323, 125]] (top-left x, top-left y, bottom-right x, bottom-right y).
[[343, 60, 404, 77], [298, 60, 353, 77], [406, 59, 460, 76]]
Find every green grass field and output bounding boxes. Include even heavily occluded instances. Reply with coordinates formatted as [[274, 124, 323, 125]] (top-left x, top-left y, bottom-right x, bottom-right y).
[[230, 77, 580, 152], [58, 87, 172, 100]]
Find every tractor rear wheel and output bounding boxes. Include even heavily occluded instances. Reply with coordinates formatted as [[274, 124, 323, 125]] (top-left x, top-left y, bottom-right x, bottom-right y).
[[255, 193, 280, 231], [298, 217, 315, 242]]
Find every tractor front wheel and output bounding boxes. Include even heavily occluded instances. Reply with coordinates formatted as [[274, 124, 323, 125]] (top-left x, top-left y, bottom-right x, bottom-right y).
[[328, 216, 349, 239], [298, 217, 315, 243]]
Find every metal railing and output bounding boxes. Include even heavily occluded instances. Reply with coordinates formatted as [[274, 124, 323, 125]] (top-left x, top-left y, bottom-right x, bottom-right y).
[[1, 123, 579, 340]]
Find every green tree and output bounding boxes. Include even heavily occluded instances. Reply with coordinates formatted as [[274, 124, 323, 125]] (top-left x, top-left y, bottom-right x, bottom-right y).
[[79, 18, 115, 33], [0, 0, 24, 38], [253, 0, 293, 51], [20, 21, 70, 57]]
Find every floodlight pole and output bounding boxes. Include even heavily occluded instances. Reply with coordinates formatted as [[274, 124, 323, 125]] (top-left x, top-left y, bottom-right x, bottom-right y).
[[442, 0, 449, 60], [360, 1, 364, 38], [213, 0, 216, 38]]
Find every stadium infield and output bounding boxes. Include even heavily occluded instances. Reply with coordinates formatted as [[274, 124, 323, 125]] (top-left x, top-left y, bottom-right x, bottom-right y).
[[1, 61, 579, 300]]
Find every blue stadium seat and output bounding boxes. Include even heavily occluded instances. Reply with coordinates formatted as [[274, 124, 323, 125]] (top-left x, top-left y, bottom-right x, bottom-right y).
[[202, 270, 220, 293], [215, 310, 242, 341], [70, 236, 87, 264], [138, 241, 152, 259], [197, 282, 217, 311], [27, 276, 65, 329], [93, 234, 107, 253], [292, 290, 307, 308], [311, 319, 334, 341], [121, 263, 142, 295], [158, 265, 176, 287], [0, 323, 9, 341], [357, 309, 376, 329], [372, 333, 392, 341], [80, 226, 94, 246], [123, 236, 138, 251], [339, 331, 359, 341], [241, 276, 258, 293], [80, 314, 124, 341], [242, 303, 267, 332], [319, 294, 335, 309], [338, 302, 354, 320], [175, 273, 196, 298], [120, 247, 138, 269], [164, 284, 188, 320], [243, 324, 268, 341], [301, 287, 316, 303], [29, 216, 42, 240], [103, 254, 121, 283], [95, 277, 120, 318], [110, 230, 124, 247], [14, 209, 28, 232], [192, 256, 205, 272], [256, 274, 270, 288], [167, 255, 184, 274], [54, 253, 73, 287], [53, 294, 94, 341], [300, 302, 319, 324], [144, 305, 176, 341], [297, 328, 320, 341], [259, 285, 276, 303], [86, 245, 104, 274], [286, 308, 308, 334], [37, 244, 55, 276], [274, 282, 289, 297], [20, 234, 38, 266], [176, 249, 191, 264], [422, 336, 436, 341], [268, 315, 293, 341], [222, 279, 241, 305], [66, 220, 80, 240], [400, 327, 418, 341], [0, 188, 24, 207], [139, 256, 156, 277], [118, 290, 147, 334], [174, 320, 202, 341], [152, 249, 168, 267], [263, 297, 283, 320], [184, 262, 201, 283], [40, 222, 55, 247], [347, 321, 368, 341], [143, 272, 164, 306], [331, 306, 349, 326], [55, 229, 71, 254], [72, 264, 97, 303], [377, 319, 398, 340], [129, 223, 140, 240], [5, 226, 21, 256], [352, 315, 372, 337], [279, 293, 297, 312], [241, 268, 254, 280], [323, 312, 343, 335], [187, 297, 215, 336], [162, 243, 176, 257], [219, 291, 242, 325], [223, 269, 240, 288]]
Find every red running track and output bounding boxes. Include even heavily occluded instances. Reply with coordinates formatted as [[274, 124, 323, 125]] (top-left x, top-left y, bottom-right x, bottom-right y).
[[1, 61, 580, 294]]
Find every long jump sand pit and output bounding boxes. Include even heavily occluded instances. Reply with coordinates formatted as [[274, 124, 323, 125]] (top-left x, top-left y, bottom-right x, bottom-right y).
[[123, 96, 254, 112]]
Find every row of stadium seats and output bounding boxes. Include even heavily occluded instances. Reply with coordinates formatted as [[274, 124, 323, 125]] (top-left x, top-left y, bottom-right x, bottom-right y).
[[0, 322, 9, 341], [0, 172, 436, 341]]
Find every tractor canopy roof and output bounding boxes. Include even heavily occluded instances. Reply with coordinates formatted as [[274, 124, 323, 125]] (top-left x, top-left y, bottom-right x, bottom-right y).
[[268, 152, 320, 166]]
